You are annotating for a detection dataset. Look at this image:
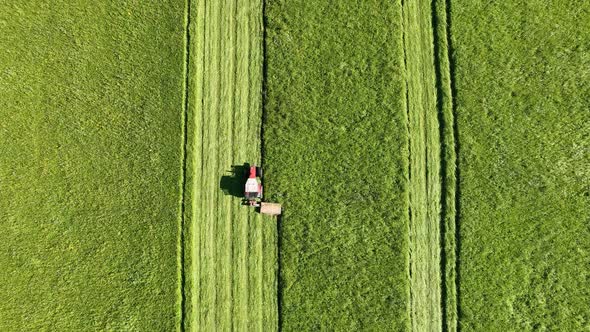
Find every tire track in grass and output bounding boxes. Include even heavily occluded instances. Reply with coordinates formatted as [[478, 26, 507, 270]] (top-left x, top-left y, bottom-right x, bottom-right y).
[[218, 0, 235, 329], [402, 0, 442, 330], [432, 0, 458, 330], [178, 0, 192, 329]]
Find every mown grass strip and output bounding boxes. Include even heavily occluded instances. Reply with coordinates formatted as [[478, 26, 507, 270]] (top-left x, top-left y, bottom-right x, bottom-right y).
[[218, 0, 235, 328], [401, 0, 442, 330], [184, 0, 276, 330], [183, 0, 205, 329], [233, 0, 251, 329], [178, 0, 193, 329]]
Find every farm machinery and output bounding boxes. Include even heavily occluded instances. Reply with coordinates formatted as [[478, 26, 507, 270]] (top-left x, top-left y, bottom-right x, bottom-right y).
[[244, 165, 282, 216]]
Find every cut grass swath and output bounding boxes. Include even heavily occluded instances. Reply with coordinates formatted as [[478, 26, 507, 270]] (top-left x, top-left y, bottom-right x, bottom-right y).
[[401, 0, 443, 330], [182, 0, 277, 330]]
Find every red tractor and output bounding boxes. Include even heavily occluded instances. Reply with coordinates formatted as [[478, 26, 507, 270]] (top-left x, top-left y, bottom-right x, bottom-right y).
[[244, 165, 282, 216]]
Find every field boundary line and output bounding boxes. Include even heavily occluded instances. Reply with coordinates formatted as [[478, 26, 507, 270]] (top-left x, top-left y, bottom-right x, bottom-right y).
[[446, 0, 461, 329], [178, 0, 192, 329], [399, 0, 414, 330]]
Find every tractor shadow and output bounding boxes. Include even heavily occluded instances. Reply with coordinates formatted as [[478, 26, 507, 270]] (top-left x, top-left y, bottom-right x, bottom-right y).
[[219, 163, 249, 198]]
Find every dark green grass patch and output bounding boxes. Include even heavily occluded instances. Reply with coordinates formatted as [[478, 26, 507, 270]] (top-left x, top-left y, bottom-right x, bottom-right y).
[[264, 1, 409, 330], [452, 1, 590, 330], [0, 1, 185, 330]]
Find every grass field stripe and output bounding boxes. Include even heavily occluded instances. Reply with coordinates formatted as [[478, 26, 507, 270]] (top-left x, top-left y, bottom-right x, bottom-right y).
[[231, 1, 241, 326], [402, 0, 443, 330], [234, 0, 250, 328], [431, 0, 458, 330], [399, 0, 414, 329], [227, 0, 237, 329], [177, 0, 193, 329], [218, 0, 228, 328], [198, 0, 208, 328], [203, 0, 218, 327], [184, 1, 273, 329], [401, 0, 417, 329], [229, 0, 240, 328], [224, 0, 236, 327], [245, 4, 257, 329], [260, 1, 279, 326], [175, 0, 277, 329], [200, 0, 211, 326], [423, 0, 443, 326], [217, 0, 227, 327], [212, 0, 223, 326], [252, 3, 265, 329], [447, 0, 460, 328], [243, 3, 255, 329], [190, 0, 206, 330], [253, 4, 265, 328]]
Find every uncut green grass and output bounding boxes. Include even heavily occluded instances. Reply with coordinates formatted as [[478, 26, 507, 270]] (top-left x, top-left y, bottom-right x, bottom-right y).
[[182, 0, 277, 330], [264, 1, 410, 330], [0, 1, 185, 330], [452, 1, 590, 330]]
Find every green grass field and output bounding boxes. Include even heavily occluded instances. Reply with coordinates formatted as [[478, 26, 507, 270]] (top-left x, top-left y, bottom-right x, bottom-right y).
[[1, 0, 588, 330], [0, 1, 185, 330], [452, 1, 590, 330]]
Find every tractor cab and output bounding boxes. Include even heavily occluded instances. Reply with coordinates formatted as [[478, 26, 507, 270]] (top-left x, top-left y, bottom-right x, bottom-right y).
[[244, 166, 262, 206]]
